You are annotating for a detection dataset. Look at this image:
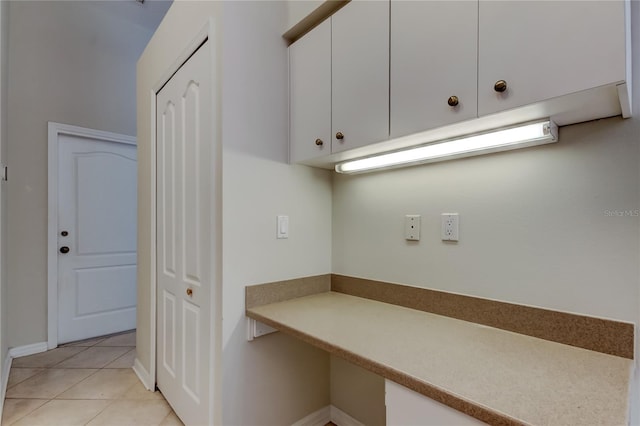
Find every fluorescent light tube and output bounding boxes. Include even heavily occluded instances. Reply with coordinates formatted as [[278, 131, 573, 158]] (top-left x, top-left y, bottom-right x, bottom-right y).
[[335, 120, 558, 174]]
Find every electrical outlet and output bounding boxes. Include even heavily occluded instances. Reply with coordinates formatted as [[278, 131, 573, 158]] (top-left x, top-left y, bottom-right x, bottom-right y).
[[405, 215, 421, 241], [441, 213, 459, 242]]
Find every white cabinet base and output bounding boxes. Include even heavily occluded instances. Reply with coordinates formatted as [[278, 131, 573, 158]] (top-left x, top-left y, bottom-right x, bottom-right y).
[[298, 81, 625, 169], [385, 380, 484, 426]]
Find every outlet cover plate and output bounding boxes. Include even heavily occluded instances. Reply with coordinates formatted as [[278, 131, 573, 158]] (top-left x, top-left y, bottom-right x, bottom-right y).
[[441, 213, 459, 242], [405, 215, 421, 241]]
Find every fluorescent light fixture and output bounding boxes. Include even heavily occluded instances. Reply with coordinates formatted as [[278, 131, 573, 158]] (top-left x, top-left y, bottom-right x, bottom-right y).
[[335, 119, 558, 174]]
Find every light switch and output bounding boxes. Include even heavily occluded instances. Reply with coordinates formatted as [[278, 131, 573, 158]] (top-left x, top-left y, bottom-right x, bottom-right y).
[[277, 215, 289, 239]]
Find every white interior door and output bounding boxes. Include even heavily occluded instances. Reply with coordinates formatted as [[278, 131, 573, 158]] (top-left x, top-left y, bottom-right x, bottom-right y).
[[156, 41, 212, 426], [57, 133, 137, 344]]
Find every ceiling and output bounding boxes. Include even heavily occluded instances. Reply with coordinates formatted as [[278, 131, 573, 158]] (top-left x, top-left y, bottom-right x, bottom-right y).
[[81, 0, 174, 32]]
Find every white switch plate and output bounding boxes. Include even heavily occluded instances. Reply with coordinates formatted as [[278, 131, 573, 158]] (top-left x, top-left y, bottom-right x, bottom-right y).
[[277, 215, 289, 239], [405, 215, 421, 241], [441, 213, 459, 242]]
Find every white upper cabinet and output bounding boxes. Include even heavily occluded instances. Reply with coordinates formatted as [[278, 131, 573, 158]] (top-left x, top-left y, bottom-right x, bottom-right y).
[[390, 1, 478, 139], [478, 0, 628, 116], [289, 19, 332, 163], [288, 0, 630, 167], [331, 0, 389, 153]]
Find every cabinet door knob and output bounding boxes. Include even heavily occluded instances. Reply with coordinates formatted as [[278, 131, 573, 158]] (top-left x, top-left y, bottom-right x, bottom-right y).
[[186, 288, 193, 297], [494, 80, 508, 93], [315, 138, 323, 146], [335, 132, 344, 140], [447, 96, 459, 107]]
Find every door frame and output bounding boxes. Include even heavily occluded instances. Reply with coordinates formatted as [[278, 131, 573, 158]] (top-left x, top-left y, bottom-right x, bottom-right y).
[[47, 122, 136, 349], [146, 20, 221, 423]]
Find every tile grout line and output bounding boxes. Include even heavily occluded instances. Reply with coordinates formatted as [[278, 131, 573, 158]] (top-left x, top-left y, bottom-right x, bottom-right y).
[[6, 345, 135, 398], [4, 368, 46, 391], [50, 346, 92, 368], [49, 346, 136, 399], [2, 399, 48, 426], [82, 398, 119, 426], [2, 332, 177, 426], [103, 348, 136, 369]]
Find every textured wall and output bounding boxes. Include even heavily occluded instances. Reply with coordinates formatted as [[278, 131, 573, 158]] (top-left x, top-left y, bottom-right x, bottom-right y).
[[333, 115, 640, 322], [137, 2, 332, 424], [6, 1, 158, 348]]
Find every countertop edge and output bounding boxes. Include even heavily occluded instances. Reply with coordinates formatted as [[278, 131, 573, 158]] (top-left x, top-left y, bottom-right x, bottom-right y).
[[246, 308, 528, 426]]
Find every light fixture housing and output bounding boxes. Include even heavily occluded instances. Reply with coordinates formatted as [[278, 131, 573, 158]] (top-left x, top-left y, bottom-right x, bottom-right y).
[[335, 119, 558, 174]]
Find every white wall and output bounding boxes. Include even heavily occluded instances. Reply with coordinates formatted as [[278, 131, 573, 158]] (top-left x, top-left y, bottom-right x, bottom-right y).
[[221, 2, 334, 422], [285, 0, 324, 33], [330, 355, 385, 425], [332, 3, 640, 422], [137, 1, 640, 424], [137, 2, 332, 424], [0, 0, 9, 391], [6, 1, 158, 348], [631, 1, 640, 424], [333, 116, 640, 322]]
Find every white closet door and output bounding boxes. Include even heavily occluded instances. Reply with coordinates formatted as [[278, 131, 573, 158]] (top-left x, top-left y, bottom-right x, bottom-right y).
[[156, 40, 213, 426]]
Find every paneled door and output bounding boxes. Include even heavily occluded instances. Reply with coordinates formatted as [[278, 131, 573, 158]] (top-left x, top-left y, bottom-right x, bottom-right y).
[[57, 132, 137, 344], [156, 40, 212, 426], [331, 0, 389, 153]]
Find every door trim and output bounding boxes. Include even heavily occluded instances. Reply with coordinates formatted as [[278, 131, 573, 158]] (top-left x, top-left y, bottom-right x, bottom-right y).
[[47, 122, 136, 349], [147, 20, 221, 423]]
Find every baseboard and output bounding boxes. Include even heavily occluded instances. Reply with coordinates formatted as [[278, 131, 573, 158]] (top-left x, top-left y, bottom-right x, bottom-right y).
[[0, 350, 13, 423], [133, 357, 154, 391], [291, 405, 330, 426], [2, 343, 45, 420], [8, 341, 48, 358], [291, 405, 365, 426], [330, 406, 365, 426]]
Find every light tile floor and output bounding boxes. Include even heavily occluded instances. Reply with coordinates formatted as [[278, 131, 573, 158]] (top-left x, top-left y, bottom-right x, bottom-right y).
[[1, 331, 183, 426]]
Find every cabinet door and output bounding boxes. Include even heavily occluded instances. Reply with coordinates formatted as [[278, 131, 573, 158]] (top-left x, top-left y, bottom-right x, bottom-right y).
[[478, 0, 627, 116], [290, 19, 331, 163], [391, 1, 478, 139], [332, 0, 389, 153]]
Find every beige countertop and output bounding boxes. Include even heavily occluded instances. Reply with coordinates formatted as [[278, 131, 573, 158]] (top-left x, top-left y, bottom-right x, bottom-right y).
[[247, 291, 632, 425]]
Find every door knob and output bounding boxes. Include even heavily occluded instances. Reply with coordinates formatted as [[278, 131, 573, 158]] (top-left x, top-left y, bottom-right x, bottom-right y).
[[447, 96, 459, 107], [335, 132, 344, 140], [59, 246, 70, 254], [315, 138, 323, 146], [60, 231, 68, 237], [494, 80, 508, 93], [186, 288, 193, 297]]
